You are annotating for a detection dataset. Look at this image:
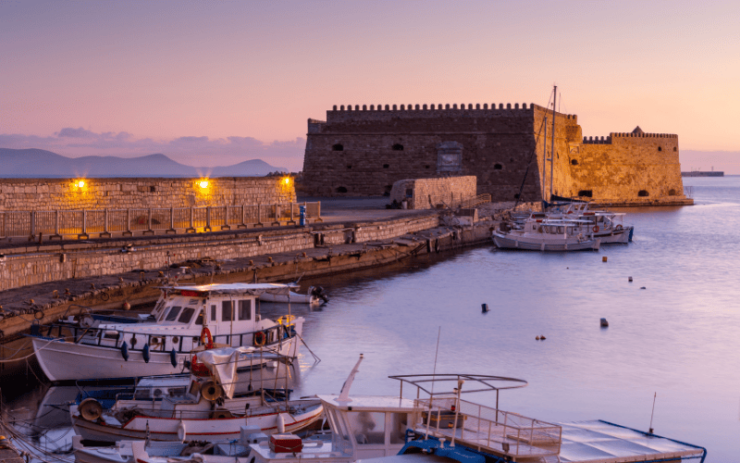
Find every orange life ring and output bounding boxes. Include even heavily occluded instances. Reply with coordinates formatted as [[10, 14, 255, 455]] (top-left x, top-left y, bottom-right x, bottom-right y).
[[253, 331, 267, 347], [200, 327, 214, 349], [593, 225, 599, 233], [191, 354, 210, 376], [615, 224, 623, 231]]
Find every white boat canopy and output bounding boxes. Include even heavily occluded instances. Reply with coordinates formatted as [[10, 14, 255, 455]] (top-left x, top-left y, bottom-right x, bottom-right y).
[[196, 346, 257, 399], [159, 283, 298, 296]]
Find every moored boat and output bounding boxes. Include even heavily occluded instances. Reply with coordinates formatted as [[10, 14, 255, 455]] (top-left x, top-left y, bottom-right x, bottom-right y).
[[493, 218, 601, 251], [70, 347, 323, 443], [30, 283, 305, 382]]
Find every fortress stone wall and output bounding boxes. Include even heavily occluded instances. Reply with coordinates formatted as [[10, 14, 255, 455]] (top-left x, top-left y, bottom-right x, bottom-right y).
[[0, 177, 296, 211], [302, 102, 691, 206]]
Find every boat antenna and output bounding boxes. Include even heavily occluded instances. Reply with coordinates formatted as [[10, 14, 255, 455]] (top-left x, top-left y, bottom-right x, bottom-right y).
[[424, 326, 442, 440], [649, 392, 657, 434]]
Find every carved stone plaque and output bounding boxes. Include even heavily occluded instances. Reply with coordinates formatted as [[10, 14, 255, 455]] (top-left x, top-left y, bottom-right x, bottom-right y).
[[437, 141, 463, 172]]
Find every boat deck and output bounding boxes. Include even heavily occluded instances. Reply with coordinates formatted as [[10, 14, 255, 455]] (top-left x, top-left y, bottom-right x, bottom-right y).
[[414, 397, 561, 459]]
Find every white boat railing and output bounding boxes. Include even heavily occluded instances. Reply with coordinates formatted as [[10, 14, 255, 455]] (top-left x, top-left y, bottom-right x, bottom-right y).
[[414, 397, 562, 458], [0, 202, 321, 240]]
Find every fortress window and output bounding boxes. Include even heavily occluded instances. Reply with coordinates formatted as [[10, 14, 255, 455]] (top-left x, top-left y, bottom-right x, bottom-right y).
[[494, 163, 503, 170], [392, 143, 404, 151], [571, 159, 578, 166], [669, 189, 677, 196], [513, 193, 520, 199], [383, 164, 389, 169], [658, 146, 662, 152], [578, 190, 593, 197], [638, 190, 649, 197], [425, 165, 430, 169], [336, 186, 348, 193], [346, 165, 352, 169], [673, 147, 677, 151], [332, 144, 344, 151]]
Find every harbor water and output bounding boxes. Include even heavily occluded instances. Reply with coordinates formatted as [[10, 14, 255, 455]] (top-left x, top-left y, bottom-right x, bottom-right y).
[[2, 176, 739, 461]]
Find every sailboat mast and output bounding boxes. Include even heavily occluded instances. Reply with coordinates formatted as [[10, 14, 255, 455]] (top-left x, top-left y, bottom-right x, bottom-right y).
[[550, 85, 557, 200], [542, 118, 547, 202]]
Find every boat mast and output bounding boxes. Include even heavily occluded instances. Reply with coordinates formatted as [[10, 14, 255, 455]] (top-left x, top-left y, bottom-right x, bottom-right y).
[[550, 85, 557, 201], [542, 118, 547, 204]]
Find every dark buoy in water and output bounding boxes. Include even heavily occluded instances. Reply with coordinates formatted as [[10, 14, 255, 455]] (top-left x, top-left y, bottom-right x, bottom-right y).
[[600, 318, 609, 328], [535, 336, 541, 341], [481, 303, 488, 313], [640, 287, 646, 290], [540, 335, 546, 341], [628, 276, 633, 282]]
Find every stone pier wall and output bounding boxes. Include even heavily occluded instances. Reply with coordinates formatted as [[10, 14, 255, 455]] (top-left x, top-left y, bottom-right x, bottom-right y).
[[0, 214, 439, 292], [0, 177, 296, 211]]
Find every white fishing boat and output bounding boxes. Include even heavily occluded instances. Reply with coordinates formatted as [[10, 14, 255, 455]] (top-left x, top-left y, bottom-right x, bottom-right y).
[[70, 347, 323, 443], [493, 218, 600, 251], [30, 283, 305, 382]]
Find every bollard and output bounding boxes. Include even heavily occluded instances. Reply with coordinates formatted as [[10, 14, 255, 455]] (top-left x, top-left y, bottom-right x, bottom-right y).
[[628, 276, 633, 282], [299, 205, 306, 227], [481, 303, 488, 313], [600, 318, 609, 328]]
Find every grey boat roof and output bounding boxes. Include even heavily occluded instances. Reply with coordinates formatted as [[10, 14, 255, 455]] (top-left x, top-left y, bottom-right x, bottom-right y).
[[550, 420, 705, 462]]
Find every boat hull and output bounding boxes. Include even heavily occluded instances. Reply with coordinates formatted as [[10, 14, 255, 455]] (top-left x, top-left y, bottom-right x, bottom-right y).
[[72, 402, 323, 443], [493, 232, 600, 251], [33, 335, 300, 382]]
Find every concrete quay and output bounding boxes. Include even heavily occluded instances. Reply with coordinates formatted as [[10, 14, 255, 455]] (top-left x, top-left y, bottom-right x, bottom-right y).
[[0, 199, 501, 342]]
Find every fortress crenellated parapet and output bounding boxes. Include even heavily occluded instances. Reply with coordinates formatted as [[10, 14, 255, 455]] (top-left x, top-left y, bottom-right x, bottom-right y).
[[583, 132, 678, 144], [325, 102, 579, 124]]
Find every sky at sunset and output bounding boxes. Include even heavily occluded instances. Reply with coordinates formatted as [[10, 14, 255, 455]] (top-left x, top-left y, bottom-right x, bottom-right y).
[[1, 0, 739, 172]]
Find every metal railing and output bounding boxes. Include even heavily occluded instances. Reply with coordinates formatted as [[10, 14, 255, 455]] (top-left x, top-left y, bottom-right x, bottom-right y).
[[415, 397, 561, 458], [0, 202, 321, 240]]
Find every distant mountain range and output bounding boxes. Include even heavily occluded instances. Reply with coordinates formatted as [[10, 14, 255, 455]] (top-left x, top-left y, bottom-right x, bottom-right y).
[[0, 148, 287, 178]]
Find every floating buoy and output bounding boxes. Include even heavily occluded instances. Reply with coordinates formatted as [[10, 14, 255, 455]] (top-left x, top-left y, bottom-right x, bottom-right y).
[[481, 303, 488, 313], [122, 301, 131, 311], [602, 256, 608, 263], [600, 318, 609, 328], [628, 276, 633, 282], [120, 341, 129, 361], [640, 287, 646, 290], [536, 336, 540, 341], [540, 335, 546, 341]]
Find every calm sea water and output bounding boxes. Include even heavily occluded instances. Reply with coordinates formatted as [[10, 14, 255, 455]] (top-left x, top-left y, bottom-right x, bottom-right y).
[[3, 176, 738, 461]]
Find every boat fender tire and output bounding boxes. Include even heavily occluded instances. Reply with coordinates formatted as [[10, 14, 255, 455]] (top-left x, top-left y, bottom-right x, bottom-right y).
[[201, 380, 223, 402], [254, 331, 267, 347], [170, 348, 178, 368], [593, 225, 599, 233], [200, 327, 214, 349], [143, 343, 150, 363], [79, 398, 103, 421], [177, 421, 186, 442]]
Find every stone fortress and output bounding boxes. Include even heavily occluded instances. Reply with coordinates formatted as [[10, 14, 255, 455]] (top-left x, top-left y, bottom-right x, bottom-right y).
[[301, 102, 692, 206]]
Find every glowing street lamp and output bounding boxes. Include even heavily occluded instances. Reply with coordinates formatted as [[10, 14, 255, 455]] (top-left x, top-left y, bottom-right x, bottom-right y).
[[282, 177, 291, 186], [199, 180, 209, 189], [74, 179, 86, 189]]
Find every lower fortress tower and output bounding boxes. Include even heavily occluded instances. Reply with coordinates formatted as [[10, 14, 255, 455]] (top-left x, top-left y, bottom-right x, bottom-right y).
[[301, 102, 692, 206]]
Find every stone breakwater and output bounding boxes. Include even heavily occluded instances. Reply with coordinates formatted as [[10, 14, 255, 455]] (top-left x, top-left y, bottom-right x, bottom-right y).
[[0, 211, 498, 340]]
